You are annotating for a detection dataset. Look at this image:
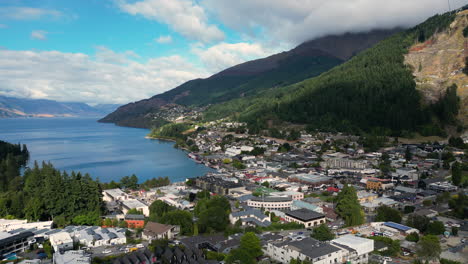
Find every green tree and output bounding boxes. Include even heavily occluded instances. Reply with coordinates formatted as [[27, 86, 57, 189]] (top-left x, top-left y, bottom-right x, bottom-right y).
[[405, 147, 413, 161], [149, 200, 174, 221], [403, 206, 415, 214], [311, 224, 335, 241], [160, 210, 193, 235], [335, 184, 365, 226], [406, 214, 430, 233], [406, 232, 420, 242], [451, 162, 462, 186], [226, 232, 262, 264], [427, 221, 445, 235], [416, 235, 441, 261], [375, 205, 402, 223], [451, 226, 458, 236]]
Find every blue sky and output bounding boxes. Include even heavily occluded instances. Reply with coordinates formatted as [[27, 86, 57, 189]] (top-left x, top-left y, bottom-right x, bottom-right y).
[[0, 0, 466, 104]]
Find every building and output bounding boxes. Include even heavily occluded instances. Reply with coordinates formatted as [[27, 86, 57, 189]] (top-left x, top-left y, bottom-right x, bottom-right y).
[[428, 182, 458, 192], [361, 197, 399, 213], [124, 214, 145, 229], [53, 250, 90, 264], [49, 232, 73, 253], [112, 249, 156, 264], [366, 178, 393, 190], [288, 173, 333, 187], [0, 219, 53, 233], [102, 189, 129, 202], [195, 176, 245, 195], [332, 235, 374, 264], [322, 158, 369, 170], [142, 222, 179, 242], [284, 209, 326, 228], [266, 237, 348, 264], [121, 199, 150, 217], [0, 231, 34, 260], [269, 191, 304, 200], [67, 226, 126, 248], [291, 200, 324, 214], [372, 222, 419, 235], [357, 191, 379, 204], [229, 209, 271, 227], [247, 196, 293, 211]]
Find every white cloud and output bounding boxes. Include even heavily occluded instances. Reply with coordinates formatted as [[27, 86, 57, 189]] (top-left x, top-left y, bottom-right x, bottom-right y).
[[193, 42, 281, 73], [155, 35, 173, 44], [0, 48, 209, 104], [203, 0, 468, 45], [31, 30, 48, 40], [0, 7, 62, 20], [117, 0, 224, 43]]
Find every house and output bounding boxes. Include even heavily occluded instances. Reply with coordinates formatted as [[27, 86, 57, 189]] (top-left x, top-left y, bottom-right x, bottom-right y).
[[284, 208, 326, 228], [321, 206, 339, 221], [53, 250, 90, 264], [357, 191, 378, 204], [102, 189, 129, 202], [361, 197, 400, 213], [266, 237, 348, 264], [413, 209, 438, 218], [112, 249, 156, 264], [142, 222, 179, 242], [49, 232, 73, 252], [194, 176, 245, 195], [366, 178, 393, 190], [121, 199, 150, 217], [124, 214, 145, 229], [0, 231, 35, 259], [229, 209, 271, 227], [332, 235, 374, 264]]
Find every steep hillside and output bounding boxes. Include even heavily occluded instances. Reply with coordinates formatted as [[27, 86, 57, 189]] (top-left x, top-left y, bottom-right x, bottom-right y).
[[405, 9, 468, 125], [100, 29, 399, 128], [207, 6, 467, 135], [0, 96, 118, 118]]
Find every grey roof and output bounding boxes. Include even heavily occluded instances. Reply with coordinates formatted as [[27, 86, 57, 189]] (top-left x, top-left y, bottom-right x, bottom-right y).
[[242, 217, 271, 227], [274, 238, 342, 259], [251, 196, 292, 202], [231, 209, 266, 219], [285, 208, 325, 222]]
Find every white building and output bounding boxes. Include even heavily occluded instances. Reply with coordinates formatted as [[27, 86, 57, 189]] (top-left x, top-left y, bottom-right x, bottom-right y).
[[247, 196, 293, 211], [225, 147, 242, 157], [53, 250, 90, 264], [121, 199, 150, 216], [284, 209, 326, 228], [0, 219, 53, 232], [332, 235, 374, 264], [49, 232, 73, 252], [102, 189, 129, 202], [266, 237, 348, 264]]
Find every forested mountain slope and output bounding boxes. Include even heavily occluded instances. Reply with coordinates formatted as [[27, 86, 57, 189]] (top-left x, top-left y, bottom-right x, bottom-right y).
[[206, 6, 467, 135], [100, 30, 399, 128]]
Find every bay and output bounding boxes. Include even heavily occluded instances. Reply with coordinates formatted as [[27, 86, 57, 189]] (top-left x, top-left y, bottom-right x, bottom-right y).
[[0, 117, 212, 183]]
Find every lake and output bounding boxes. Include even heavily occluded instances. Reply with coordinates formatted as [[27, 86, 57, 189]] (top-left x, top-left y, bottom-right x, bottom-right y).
[[0, 118, 213, 183]]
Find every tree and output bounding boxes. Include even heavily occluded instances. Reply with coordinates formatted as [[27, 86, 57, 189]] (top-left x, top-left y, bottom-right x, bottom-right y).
[[405, 147, 413, 161], [406, 214, 430, 233], [416, 235, 441, 261], [311, 224, 335, 241], [427, 221, 445, 235], [451, 162, 462, 186], [160, 210, 193, 235], [451, 226, 458, 236], [375, 205, 402, 223], [406, 232, 420, 242], [196, 196, 231, 233], [226, 232, 262, 264], [422, 199, 432, 207], [335, 185, 365, 226], [127, 208, 144, 215], [404, 206, 415, 214]]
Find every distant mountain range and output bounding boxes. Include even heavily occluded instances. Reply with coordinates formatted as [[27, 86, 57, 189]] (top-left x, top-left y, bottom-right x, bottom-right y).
[[0, 96, 120, 118], [100, 29, 401, 128]]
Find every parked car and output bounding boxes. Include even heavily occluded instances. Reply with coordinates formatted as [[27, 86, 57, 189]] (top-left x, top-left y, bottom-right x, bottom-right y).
[[136, 244, 144, 248], [383, 257, 392, 262], [102, 250, 112, 254]]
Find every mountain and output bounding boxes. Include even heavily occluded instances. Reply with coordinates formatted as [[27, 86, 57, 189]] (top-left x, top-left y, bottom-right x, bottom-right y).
[[210, 6, 468, 135], [100, 29, 400, 128], [0, 96, 120, 118]]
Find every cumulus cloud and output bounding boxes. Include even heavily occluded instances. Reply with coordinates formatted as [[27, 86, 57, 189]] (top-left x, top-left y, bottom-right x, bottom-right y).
[[0, 49, 209, 104], [155, 35, 173, 44], [0, 6, 62, 20], [203, 0, 468, 45], [193, 42, 280, 73], [117, 0, 224, 43], [31, 30, 48, 40]]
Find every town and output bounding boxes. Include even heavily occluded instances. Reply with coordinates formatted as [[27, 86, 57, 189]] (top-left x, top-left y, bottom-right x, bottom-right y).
[[1, 121, 467, 264]]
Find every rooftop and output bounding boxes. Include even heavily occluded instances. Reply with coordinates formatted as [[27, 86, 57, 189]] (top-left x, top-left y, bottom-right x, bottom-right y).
[[285, 208, 325, 222]]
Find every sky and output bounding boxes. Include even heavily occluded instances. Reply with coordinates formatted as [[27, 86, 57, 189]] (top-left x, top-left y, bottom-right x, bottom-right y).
[[0, 0, 467, 105]]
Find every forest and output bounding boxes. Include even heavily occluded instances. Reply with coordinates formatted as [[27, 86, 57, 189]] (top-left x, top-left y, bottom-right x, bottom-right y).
[[0, 141, 104, 226], [203, 8, 463, 136]]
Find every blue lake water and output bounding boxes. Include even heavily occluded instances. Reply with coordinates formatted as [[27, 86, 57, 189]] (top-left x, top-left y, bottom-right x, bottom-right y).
[[0, 118, 212, 183]]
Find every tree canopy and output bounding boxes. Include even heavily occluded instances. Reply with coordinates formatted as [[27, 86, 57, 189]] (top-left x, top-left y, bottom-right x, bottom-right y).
[[335, 185, 365, 226]]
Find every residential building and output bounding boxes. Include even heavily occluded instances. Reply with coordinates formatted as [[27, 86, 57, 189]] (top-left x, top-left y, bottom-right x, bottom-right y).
[[270, 191, 304, 200], [195, 176, 245, 195], [102, 189, 129, 202], [284, 208, 326, 228], [124, 214, 145, 229], [142, 222, 179, 242], [357, 191, 378, 204], [332, 235, 374, 264], [291, 200, 324, 213], [0, 219, 53, 233], [247, 196, 293, 211], [112, 249, 156, 264], [49, 232, 73, 252], [266, 237, 348, 264], [53, 250, 90, 264], [289, 173, 333, 187], [120, 199, 150, 217], [0, 231, 34, 259], [366, 178, 393, 190], [229, 209, 271, 227]]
